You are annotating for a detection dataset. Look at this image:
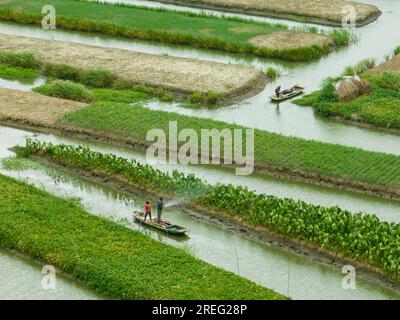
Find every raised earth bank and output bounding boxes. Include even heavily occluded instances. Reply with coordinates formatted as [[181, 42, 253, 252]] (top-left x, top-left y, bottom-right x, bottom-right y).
[[2, 88, 400, 201], [147, 0, 381, 26], [0, 173, 285, 300], [0, 34, 267, 103], [0, 0, 347, 61], [19, 141, 400, 290]]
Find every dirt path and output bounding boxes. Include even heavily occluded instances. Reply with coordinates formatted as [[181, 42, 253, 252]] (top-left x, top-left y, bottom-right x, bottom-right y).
[[150, 0, 381, 26], [366, 54, 400, 75], [0, 34, 267, 102]]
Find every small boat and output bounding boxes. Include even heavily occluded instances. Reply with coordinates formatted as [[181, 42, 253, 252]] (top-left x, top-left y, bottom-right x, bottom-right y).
[[133, 212, 189, 236], [270, 85, 305, 102]]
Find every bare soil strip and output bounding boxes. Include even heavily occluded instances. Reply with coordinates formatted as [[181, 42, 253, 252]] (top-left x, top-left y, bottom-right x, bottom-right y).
[[366, 54, 400, 75], [0, 88, 85, 126], [26, 152, 400, 296], [0, 34, 267, 102], [249, 30, 333, 50], [150, 0, 381, 27]]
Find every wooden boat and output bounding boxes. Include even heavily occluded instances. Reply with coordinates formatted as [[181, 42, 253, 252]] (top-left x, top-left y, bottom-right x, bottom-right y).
[[270, 85, 305, 102], [133, 212, 189, 236]]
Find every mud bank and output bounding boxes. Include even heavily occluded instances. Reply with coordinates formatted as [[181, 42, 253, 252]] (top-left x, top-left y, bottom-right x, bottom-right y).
[[23, 152, 400, 296], [149, 0, 381, 27], [0, 34, 267, 102]]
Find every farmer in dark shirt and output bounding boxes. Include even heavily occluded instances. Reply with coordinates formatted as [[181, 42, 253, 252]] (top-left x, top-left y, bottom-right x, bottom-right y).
[[275, 85, 282, 97], [157, 197, 164, 223]]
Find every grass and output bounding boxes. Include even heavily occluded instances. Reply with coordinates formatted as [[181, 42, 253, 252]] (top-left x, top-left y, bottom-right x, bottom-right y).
[[33, 80, 94, 102], [59, 101, 400, 190], [342, 58, 376, 76], [0, 0, 349, 61], [294, 72, 400, 130], [0, 52, 221, 107], [0, 63, 39, 84], [0, 173, 285, 300], [265, 67, 281, 80]]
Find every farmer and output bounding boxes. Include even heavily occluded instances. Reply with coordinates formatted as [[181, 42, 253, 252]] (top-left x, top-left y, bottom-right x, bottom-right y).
[[275, 85, 282, 97], [157, 197, 164, 223], [144, 201, 152, 221]]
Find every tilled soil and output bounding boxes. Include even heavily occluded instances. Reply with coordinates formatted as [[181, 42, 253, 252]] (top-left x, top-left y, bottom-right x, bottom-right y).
[[250, 30, 333, 50], [0, 34, 267, 102], [150, 0, 381, 26], [0, 88, 85, 126], [366, 54, 400, 75]]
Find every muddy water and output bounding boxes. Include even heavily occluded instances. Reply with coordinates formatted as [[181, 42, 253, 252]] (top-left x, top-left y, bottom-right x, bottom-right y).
[[1, 124, 400, 300], [2, 0, 400, 154]]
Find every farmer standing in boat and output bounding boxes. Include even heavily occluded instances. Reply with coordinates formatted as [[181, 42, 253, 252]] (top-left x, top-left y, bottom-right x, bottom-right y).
[[157, 197, 164, 223], [275, 84, 282, 98], [144, 201, 152, 221]]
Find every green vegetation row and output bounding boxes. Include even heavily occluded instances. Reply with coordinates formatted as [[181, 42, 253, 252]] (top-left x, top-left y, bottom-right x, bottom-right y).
[[0, 172, 283, 299], [0, 51, 220, 106], [0, 0, 350, 61], [294, 71, 400, 130], [23, 140, 400, 281], [0, 63, 39, 84], [59, 101, 400, 191]]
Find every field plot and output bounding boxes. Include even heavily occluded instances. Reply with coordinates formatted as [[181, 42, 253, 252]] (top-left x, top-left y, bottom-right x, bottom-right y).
[[148, 0, 381, 26], [0, 0, 346, 61], [0, 173, 285, 300], [0, 34, 267, 102], [22, 140, 400, 285], [295, 54, 400, 131]]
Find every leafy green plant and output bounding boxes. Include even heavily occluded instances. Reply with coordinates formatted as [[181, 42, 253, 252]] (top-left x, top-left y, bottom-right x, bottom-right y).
[[78, 69, 116, 88], [0, 63, 39, 83], [0, 172, 284, 300], [60, 101, 400, 191], [189, 91, 204, 104], [265, 67, 281, 80], [0, 51, 38, 69], [206, 91, 220, 106], [23, 140, 400, 281], [33, 80, 94, 102], [342, 58, 376, 76], [376, 71, 400, 92]]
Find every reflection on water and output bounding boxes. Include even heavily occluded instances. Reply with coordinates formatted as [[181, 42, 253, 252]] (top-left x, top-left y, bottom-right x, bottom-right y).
[[0, 125, 399, 300], [0, 249, 102, 300], [0, 77, 46, 91]]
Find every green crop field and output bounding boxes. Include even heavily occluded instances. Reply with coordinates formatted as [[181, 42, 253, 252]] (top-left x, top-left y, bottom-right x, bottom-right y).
[[59, 101, 400, 190], [295, 72, 400, 130], [0, 172, 285, 300], [0, 63, 39, 83], [23, 140, 400, 281], [0, 0, 349, 61]]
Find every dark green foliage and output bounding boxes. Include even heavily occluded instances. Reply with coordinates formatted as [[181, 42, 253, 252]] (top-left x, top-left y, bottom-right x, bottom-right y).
[[0, 172, 284, 300], [24, 140, 400, 281]]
